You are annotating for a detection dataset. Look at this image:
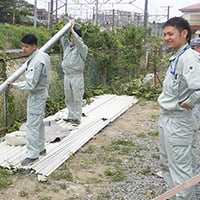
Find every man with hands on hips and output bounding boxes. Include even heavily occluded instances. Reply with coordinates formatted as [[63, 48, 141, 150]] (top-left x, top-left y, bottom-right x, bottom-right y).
[[158, 17, 200, 200]]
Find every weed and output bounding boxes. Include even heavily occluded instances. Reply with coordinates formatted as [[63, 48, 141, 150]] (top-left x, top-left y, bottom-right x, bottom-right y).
[[119, 146, 133, 155], [68, 153, 75, 161], [151, 153, 160, 160], [112, 139, 134, 146], [60, 183, 67, 189], [104, 144, 120, 152], [145, 190, 156, 199], [104, 139, 134, 155], [147, 130, 159, 139], [81, 145, 97, 154], [0, 168, 11, 177], [0, 178, 12, 189], [139, 166, 152, 175], [7, 121, 22, 133], [0, 168, 12, 189], [18, 188, 29, 197], [130, 163, 138, 170], [150, 114, 159, 120], [51, 165, 73, 181], [104, 167, 125, 182]]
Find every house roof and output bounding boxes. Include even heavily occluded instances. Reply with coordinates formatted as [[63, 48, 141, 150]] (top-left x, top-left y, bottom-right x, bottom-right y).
[[191, 25, 200, 32], [179, 3, 200, 12]]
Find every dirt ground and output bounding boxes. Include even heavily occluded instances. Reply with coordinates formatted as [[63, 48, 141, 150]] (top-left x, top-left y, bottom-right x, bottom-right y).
[[0, 101, 160, 200]]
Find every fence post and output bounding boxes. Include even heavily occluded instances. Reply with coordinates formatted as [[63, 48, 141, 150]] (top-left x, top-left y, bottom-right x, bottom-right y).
[[0, 54, 8, 126]]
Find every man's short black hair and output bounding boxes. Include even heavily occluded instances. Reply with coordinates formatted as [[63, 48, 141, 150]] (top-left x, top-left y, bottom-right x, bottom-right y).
[[21, 34, 38, 45], [163, 17, 191, 44]]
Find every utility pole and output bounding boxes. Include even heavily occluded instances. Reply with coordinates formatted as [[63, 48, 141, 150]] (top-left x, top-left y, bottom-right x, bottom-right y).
[[65, 0, 68, 15], [94, 0, 98, 24], [49, 0, 53, 30], [167, 6, 170, 20], [48, 2, 50, 30], [144, 0, 148, 27], [56, 0, 58, 22], [34, 0, 37, 27], [161, 5, 172, 20], [112, 9, 115, 31]]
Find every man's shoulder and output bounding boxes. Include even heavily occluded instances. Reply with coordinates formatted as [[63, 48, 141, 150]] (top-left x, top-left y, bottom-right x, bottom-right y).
[[181, 48, 199, 60], [31, 50, 50, 66], [37, 49, 49, 57]]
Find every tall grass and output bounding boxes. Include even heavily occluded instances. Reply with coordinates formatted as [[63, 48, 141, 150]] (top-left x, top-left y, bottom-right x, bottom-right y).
[[0, 53, 64, 134], [0, 25, 50, 49]]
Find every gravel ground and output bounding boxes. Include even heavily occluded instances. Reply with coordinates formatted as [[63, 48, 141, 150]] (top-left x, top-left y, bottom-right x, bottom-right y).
[[79, 101, 167, 200], [92, 117, 166, 200], [82, 101, 200, 200]]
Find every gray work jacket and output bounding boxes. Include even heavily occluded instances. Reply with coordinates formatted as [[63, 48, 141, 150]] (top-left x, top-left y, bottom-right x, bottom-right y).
[[61, 30, 88, 75], [13, 49, 51, 96], [158, 44, 200, 113]]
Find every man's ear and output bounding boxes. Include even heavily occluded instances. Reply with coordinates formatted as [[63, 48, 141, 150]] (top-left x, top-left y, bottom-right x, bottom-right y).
[[33, 44, 37, 50], [182, 29, 188, 39]]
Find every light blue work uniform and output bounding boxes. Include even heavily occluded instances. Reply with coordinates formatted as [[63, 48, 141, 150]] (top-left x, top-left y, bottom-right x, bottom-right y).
[[61, 30, 88, 122], [158, 44, 200, 200], [13, 49, 51, 159]]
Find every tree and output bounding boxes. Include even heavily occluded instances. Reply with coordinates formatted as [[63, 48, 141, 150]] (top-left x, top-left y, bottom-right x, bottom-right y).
[[0, 0, 15, 23], [0, 0, 33, 24]]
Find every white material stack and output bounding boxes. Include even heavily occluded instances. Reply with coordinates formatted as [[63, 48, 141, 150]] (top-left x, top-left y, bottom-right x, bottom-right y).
[[0, 94, 137, 178]]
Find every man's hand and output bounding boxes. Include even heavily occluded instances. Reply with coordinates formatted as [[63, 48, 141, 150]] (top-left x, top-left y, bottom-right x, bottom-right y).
[[71, 20, 75, 31], [7, 82, 13, 91], [179, 101, 194, 110]]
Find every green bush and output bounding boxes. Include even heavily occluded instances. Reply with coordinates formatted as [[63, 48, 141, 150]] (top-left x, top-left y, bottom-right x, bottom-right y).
[[0, 25, 50, 49]]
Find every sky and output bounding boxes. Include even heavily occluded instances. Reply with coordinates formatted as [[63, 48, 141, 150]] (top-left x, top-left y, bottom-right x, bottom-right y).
[[26, 0, 200, 22]]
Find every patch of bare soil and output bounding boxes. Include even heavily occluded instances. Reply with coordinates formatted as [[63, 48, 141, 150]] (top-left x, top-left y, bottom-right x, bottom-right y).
[[0, 101, 160, 200]]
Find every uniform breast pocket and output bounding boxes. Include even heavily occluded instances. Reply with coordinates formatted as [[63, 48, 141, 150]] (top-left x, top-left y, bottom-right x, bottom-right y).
[[164, 73, 181, 96], [171, 75, 180, 95]]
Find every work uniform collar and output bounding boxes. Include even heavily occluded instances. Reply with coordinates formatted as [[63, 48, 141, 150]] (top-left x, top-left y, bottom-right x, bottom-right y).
[[29, 49, 39, 60], [169, 44, 190, 62]]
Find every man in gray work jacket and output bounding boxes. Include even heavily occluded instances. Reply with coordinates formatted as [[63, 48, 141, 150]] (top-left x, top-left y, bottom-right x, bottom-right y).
[[158, 17, 200, 200], [61, 21, 88, 126], [8, 34, 51, 166]]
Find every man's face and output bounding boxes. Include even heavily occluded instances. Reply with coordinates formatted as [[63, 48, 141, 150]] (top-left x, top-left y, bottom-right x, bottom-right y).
[[22, 43, 37, 55], [70, 35, 75, 46], [163, 26, 188, 51]]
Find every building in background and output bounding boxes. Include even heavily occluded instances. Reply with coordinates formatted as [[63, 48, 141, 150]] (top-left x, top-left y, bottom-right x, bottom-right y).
[[98, 10, 144, 31], [179, 3, 200, 38]]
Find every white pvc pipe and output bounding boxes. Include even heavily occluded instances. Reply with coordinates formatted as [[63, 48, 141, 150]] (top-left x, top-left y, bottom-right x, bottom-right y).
[[0, 21, 71, 95]]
